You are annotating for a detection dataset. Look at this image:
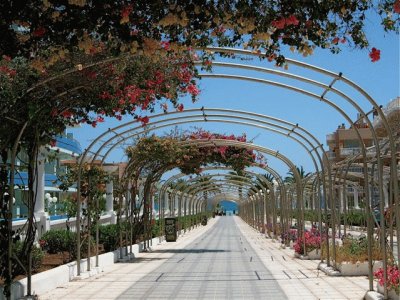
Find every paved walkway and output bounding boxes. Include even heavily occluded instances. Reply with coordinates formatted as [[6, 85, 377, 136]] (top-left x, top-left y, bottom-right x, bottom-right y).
[[40, 216, 370, 299]]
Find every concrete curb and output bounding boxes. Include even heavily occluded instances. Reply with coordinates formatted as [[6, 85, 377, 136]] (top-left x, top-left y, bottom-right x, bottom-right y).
[[317, 262, 341, 276], [364, 291, 385, 300]]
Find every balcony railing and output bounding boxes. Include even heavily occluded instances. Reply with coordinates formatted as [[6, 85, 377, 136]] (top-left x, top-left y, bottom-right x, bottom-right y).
[[326, 151, 336, 159], [340, 147, 362, 156], [54, 135, 82, 154]]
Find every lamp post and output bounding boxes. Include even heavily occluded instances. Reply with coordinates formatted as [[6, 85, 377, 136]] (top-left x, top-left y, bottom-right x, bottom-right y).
[[45, 193, 57, 216]]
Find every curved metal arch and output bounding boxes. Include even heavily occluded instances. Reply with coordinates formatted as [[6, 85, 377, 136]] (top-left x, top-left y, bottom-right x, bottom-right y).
[[73, 48, 396, 290], [205, 47, 397, 193], [159, 165, 284, 222], [93, 110, 326, 203], [200, 49, 397, 288], [96, 110, 328, 214], [197, 72, 384, 270]]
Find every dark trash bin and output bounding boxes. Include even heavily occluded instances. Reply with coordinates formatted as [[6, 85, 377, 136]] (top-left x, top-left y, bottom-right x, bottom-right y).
[[165, 217, 177, 242]]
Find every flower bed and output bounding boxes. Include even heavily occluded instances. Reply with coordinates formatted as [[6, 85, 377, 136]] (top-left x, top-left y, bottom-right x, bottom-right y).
[[293, 228, 322, 257], [374, 265, 400, 299], [295, 248, 321, 260], [320, 235, 383, 276]]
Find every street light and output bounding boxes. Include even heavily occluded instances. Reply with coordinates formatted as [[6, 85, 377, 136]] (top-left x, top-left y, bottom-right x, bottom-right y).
[[45, 193, 58, 215]]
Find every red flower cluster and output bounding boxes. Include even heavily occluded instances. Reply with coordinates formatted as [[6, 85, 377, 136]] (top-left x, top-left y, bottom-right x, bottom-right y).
[[294, 230, 321, 255], [374, 265, 400, 292], [271, 15, 300, 29], [38, 239, 46, 249], [394, 0, 400, 13], [137, 116, 150, 126], [369, 47, 381, 62], [93, 51, 199, 125], [0, 65, 17, 77], [32, 27, 46, 37]]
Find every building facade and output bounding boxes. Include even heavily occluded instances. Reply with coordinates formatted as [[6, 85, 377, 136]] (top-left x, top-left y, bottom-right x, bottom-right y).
[[13, 130, 82, 219]]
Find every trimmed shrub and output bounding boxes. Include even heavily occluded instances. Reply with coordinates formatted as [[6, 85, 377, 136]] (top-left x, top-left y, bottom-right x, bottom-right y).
[[13, 242, 44, 276], [40, 229, 95, 260], [40, 229, 75, 255], [97, 224, 119, 252]]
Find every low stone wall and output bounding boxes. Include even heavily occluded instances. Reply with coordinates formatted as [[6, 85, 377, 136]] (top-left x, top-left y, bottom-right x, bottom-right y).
[[318, 261, 382, 277], [295, 248, 321, 260], [337, 261, 382, 276], [0, 236, 162, 300]]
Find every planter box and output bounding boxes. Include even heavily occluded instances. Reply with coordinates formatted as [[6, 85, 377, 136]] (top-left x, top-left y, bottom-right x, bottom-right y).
[[307, 249, 321, 260], [337, 261, 382, 276], [0, 236, 161, 300], [295, 248, 321, 260], [377, 282, 398, 299]]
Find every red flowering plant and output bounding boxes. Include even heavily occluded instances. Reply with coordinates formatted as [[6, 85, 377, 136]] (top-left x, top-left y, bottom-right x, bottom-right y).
[[1, 1, 399, 68], [374, 265, 400, 295], [0, 49, 199, 291], [293, 228, 322, 255], [179, 129, 265, 174], [126, 129, 265, 179], [38, 239, 47, 250], [124, 130, 265, 249]]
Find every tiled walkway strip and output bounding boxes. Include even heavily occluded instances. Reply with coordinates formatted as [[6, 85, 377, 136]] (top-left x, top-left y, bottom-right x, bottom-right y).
[[39, 216, 370, 300]]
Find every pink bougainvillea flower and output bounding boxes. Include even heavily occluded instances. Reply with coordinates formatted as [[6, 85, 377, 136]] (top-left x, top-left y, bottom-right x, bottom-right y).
[[394, 0, 400, 13], [271, 18, 286, 29], [272, 15, 299, 29], [369, 47, 381, 62], [161, 41, 170, 50], [96, 116, 104, 122], [50, 140, 57, 147], [120, 5, 133, 22], [137, 116, 149, 126], [61, 110, 73, 118], [177, 104, 184, 112], [187, 84, 199, 96], [32, 27, 46, 37], [286, 15, 299, 26]]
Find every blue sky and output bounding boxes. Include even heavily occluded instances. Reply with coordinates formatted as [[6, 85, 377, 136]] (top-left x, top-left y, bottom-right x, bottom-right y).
[[70, 15, 399, 178]]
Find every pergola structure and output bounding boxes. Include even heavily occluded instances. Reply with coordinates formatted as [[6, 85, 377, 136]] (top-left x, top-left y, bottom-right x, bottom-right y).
[[71, 48, 399, 299]]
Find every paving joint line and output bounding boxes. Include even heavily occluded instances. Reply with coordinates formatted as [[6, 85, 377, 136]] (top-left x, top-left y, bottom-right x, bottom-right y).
[[298, 270, 309, 278], [155, 273, 164, 282], [282, 270, 291, 279]]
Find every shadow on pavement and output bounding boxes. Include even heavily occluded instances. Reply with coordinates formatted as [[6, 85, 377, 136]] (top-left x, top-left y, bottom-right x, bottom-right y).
[[152, 249, 229, 253]]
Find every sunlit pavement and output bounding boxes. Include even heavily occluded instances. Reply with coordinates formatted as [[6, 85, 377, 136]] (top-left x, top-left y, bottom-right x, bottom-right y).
[[40, 216, 370, 300]]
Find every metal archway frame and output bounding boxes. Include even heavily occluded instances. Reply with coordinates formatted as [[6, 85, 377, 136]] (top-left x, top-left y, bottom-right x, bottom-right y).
[[71, 48, 398, 295]]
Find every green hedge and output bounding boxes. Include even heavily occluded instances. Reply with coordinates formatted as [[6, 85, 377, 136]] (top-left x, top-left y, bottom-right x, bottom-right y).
[[40, 229, 95, 260], [13, 242, 44, 276], [277, 209, 368, 227]]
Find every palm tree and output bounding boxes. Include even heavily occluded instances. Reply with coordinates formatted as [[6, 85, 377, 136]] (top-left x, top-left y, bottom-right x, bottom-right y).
[[228, 171, 251, 200], [284, 166, 310, 183], [254, 173, 274, 191]]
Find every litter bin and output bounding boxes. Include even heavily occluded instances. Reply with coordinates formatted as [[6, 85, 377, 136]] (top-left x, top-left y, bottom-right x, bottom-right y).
[[165, 217, 177, 242]]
